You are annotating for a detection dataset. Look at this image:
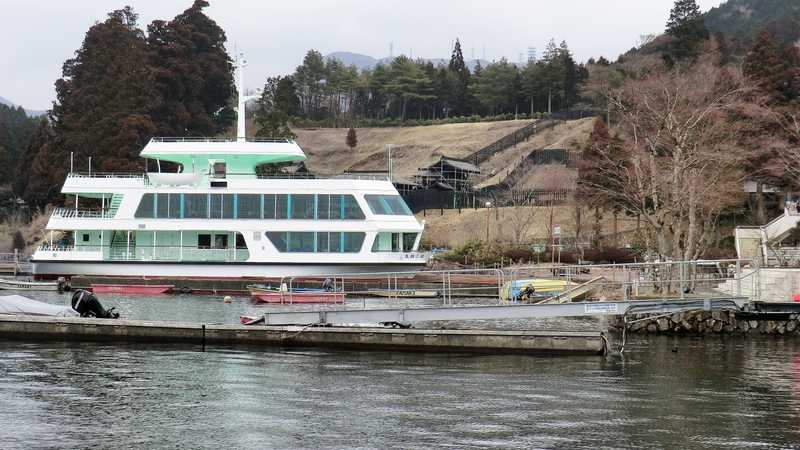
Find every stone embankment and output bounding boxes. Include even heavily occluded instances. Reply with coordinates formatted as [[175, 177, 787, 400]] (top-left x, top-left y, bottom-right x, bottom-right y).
[[609, 311, 800, 335]]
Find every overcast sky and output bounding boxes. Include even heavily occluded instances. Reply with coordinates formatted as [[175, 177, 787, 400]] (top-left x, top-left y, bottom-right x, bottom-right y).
[[1, 0, 725, 110]]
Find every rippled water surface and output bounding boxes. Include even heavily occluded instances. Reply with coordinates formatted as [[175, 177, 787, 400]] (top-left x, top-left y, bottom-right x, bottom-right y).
[[2, 292, 800, 448]]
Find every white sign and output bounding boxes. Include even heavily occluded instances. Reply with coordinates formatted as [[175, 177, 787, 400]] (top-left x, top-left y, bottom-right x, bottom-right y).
[[553, 226, 561, 236], [584, 303, 618, 314]]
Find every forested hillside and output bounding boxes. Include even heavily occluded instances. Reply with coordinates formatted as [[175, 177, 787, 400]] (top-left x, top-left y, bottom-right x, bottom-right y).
[[705, 0, 800, 53], [0, 104, 39, 187]]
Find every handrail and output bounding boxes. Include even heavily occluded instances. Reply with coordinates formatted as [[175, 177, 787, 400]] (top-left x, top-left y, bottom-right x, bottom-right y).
[[149, 137, 294, 143]]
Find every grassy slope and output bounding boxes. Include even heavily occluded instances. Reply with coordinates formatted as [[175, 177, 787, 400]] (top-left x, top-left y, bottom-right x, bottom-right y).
[[293, 120, 532, 177]]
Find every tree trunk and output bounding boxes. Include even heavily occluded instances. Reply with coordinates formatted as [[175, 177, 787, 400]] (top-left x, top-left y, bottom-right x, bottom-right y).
[[755, 181, 767, 225]]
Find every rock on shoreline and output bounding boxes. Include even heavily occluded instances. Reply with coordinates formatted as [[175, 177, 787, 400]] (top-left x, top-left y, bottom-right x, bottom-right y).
[[608, 311, 800, 335]]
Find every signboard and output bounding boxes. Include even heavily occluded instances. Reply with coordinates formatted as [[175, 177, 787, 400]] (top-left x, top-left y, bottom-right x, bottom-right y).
[[553, 226, 561, 236], [584, 303, 618, 314]]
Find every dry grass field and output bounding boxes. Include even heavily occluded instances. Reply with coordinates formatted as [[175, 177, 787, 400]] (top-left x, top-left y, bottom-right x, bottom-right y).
[[293, 120, 532, 177], [418, 205, 637, 248]]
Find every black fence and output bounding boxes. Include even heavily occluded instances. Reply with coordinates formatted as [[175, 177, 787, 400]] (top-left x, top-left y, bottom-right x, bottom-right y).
[[466, 119, 562, 165], [401, 188, 574, 213]]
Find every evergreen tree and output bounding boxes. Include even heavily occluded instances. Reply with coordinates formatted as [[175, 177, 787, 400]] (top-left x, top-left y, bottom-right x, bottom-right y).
[[254, 77, 296, 139], [346, 127, 357, 149], [744, 31, 790, 103], [448, 39, 471, 115], [664, 0, 709, 64], [52, 6, 158, 173], [293, 50, 327, 117], [147, 0, 235, 136], [12, 231, 25, 252]]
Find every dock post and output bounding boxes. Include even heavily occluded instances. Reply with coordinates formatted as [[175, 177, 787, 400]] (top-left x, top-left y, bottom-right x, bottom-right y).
[[735, 260, 741, 297], [680, 262, 686, 299]]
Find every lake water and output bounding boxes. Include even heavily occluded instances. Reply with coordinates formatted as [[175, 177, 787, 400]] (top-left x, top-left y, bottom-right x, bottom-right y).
[[2, 292, 800, 448]]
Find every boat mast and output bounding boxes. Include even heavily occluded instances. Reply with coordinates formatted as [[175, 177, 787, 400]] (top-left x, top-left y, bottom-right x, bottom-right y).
[[236, 52, 247, 142]]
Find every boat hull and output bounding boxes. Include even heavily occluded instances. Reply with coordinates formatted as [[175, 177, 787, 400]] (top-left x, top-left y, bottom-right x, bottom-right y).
[[32, 261, 426, 279], [92, 284, 174, 295], [0, 279, 60, 291], [366, 289, 439, 298], [250, 290, 344, 304]]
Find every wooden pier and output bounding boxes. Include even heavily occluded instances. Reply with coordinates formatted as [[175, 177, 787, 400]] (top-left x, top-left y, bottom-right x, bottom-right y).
[[0, 314, 606, 356]]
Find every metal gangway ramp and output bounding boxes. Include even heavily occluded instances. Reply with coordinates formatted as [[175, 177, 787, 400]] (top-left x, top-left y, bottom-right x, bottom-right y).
[[256, 297, 749, 326]]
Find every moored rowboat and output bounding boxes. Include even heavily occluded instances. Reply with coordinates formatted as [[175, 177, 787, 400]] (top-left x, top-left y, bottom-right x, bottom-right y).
[[91, 284, 174, 295], [0, 279, 61, 291], [249, 287, 344, 304]]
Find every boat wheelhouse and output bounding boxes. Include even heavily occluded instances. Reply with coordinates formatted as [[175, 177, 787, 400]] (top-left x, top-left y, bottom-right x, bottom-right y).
[[32, 55, 428, 279]]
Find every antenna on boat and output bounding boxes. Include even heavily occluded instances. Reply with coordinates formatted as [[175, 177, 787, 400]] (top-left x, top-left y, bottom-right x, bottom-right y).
[[235, 51, 262, 142]]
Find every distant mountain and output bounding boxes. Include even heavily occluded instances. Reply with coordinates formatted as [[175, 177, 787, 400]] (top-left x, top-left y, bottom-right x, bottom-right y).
[[705, 0, 800, 52], [0, 96, 46, 117], [325, 51, 490, 71]]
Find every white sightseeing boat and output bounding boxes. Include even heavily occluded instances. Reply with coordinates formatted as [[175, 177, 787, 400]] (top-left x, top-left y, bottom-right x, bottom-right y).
[[32, 56, 428, 279]]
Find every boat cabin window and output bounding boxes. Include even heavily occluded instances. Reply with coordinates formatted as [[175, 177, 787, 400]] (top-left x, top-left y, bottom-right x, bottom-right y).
[[134, 193, 366, 221], [198, 234, 212, 249], [214, 234, 228, 249], [364, 195, 413, 216], [236, 232, 247, 249], [82, 233, 90, 242], [372, 232, 417, 252], [212, 162, 226, 178], [266, 231, 365, 253]]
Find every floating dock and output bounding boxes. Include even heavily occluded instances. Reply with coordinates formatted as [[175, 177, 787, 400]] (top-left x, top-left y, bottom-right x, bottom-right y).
[[0, 314, 606, 356]]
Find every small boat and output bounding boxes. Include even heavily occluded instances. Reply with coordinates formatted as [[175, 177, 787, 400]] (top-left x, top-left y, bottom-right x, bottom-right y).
[[248, 285, 344, 304], [91, 284, 174, 295], [0, 294, 77, 316], [0, 278, 61, 291], [500, 278, 573, 302], [366, 289, 439, 298]]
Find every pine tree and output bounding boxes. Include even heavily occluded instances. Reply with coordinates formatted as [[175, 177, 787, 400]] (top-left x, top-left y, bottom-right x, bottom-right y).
[[346, 127, 357, 149], [255, 77, 296, 139], [12, 231, 25, 252], [147, 0, 235, 136], [448, 39, 471, 115], [664, 0, 709, 64]]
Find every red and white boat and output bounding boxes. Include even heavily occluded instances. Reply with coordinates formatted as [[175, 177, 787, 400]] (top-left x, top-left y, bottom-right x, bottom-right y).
[[248, 286, 344, 304], [91, 284, 174, 295]]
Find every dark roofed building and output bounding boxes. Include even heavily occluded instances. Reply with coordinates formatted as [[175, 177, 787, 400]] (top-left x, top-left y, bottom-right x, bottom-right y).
[[415, 157, 480, 191]]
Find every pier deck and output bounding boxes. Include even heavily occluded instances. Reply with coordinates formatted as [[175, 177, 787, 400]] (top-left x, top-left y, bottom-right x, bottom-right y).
[[0, 314, 606, 355]]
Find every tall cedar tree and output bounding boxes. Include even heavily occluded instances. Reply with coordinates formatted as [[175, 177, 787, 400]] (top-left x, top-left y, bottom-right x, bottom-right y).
[[346, 128, 357, 149], [664, 0, 709, 64], [51, 6, 158, 174], [147, 0, 235, 136], [448, 39, 471, 116], [18, 119, 60, 208]]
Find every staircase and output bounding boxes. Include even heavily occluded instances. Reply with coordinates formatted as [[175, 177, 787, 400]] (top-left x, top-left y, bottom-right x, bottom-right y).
[[109, 231, 135, 260], [735, 206, 800, 264], [107, 194, 123, 218], [466, 119, 563, 165]]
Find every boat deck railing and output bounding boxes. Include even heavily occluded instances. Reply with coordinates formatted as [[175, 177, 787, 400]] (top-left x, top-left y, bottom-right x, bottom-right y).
[[51, 208, 113, 219], [65, 171, 389, 182], [149, 137, 294, 143]]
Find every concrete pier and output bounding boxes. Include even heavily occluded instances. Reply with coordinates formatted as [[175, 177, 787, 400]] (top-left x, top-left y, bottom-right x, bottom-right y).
[[0, 314, 606, 355]]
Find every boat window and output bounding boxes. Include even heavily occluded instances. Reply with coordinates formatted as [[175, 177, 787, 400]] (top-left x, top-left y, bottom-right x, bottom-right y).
[[402, 233, 417, 251], [134, 194, 155, 218], [237, 194, 261, 219], [316, 194, 330, 220], [288, 232, 315, 252], [198, 234, 211, 249], [213, 162, 226, 178], [214, 234, 229, 249], [263, 194, 276, 219], [290, 194, 315, 219], [328, 232, 342, 252], [364, 195, 413, 216], [266, 232, 288, 252], [343, 195, 365, 219], [343, 232, 365, 252], [265, 231, 365, 253], [276, 194, 289, 219], [185, 194, 208, 219], [156, 193, 170, 218], [235, 232, 247, 249], [210, 194, 234, 219], [82, 233, 90, 242], [317, 231, 329, 252], [169, 194, 181, 218], [222, 195, 234, 219]]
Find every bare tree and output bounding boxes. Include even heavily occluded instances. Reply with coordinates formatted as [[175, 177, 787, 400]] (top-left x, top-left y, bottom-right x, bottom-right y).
[[582, 59, 755, 260]]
